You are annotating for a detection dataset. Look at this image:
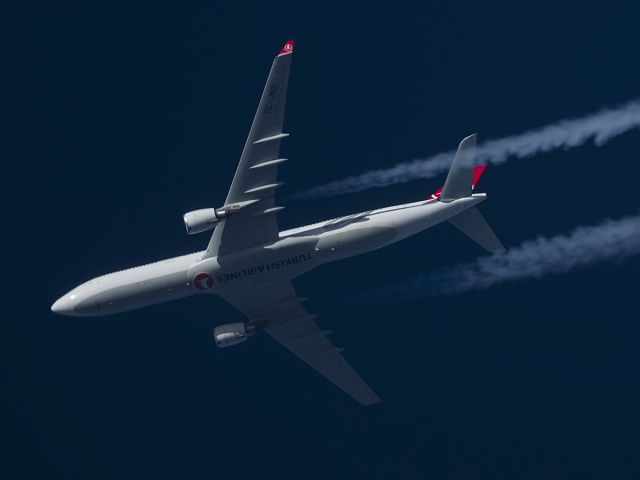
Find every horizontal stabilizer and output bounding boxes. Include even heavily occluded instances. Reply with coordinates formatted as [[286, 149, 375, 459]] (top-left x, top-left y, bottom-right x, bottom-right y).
[[449, 207, 506, 253]]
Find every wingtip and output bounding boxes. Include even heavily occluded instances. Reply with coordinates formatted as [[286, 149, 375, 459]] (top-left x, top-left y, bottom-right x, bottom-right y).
[[278, 39, 295, 56]]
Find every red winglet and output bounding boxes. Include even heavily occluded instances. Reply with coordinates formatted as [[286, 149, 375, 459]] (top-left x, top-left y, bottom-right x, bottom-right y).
[[427, 164, 487, 200], [278, 39, 295, 56]]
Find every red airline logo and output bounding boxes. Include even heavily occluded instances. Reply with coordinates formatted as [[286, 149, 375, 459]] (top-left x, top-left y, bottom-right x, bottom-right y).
[[278, 39, 295, 56], [193, 272, 214, 291]]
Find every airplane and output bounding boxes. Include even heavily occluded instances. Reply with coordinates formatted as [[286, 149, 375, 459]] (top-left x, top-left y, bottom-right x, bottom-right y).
[[51, 39, 505, 405]]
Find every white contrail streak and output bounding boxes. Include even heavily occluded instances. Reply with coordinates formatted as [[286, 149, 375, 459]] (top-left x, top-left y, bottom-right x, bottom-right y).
[[352, 213, 640, 303], [295, 99, 640, 199]]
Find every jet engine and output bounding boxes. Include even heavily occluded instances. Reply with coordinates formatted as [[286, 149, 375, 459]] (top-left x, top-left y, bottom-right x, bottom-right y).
[[183, 208, 229, 234], [183, 201, 258, 234], [213, 322, 257, 348]]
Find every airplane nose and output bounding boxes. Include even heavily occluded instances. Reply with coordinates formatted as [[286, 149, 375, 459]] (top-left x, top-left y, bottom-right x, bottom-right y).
[[51, 295, 77, 316]]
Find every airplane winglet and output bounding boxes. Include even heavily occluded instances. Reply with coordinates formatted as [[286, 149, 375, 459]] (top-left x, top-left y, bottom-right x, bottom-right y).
[[278, 39, 295, 56]]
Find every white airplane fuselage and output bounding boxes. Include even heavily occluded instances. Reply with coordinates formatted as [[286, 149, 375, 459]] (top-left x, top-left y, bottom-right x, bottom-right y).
[[50, 38, 508, 406], [51, 195, 485, 316]]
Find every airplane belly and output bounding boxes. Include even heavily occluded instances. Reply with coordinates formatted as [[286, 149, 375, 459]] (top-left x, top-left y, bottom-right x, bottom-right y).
[[375, 199, 477, 243], [315, 226, 397, 261], [311, 199, 483, 264]]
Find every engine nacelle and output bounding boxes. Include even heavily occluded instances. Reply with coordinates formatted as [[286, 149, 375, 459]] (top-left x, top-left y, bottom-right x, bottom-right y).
[[213, 322, 256, 348], [183, 208, 227, 234], [183, 201, 255, 234]]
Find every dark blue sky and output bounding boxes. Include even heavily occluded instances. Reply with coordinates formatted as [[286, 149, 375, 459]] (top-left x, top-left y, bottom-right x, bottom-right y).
[[13, 1, 640, 478]]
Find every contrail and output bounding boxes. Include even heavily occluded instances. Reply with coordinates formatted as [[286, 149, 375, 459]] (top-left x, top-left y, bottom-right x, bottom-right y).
[[351, 212, 640, 304], [295, 99, 640, 200]]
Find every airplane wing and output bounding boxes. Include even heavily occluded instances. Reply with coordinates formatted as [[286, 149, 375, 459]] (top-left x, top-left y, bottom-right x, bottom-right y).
[[217, 281, 382, 406], [204, 40, 295, 258]]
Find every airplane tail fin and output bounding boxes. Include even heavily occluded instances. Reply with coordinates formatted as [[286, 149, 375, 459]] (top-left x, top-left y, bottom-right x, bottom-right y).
[[428, 134, 486, 201], [440, 133, 477, 201], [429, 134, 506, 253], [449, 207, 506, 253]]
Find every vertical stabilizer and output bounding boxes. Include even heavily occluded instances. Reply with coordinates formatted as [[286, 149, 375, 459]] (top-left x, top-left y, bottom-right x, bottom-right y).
[[440, 134, 477, 202]]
